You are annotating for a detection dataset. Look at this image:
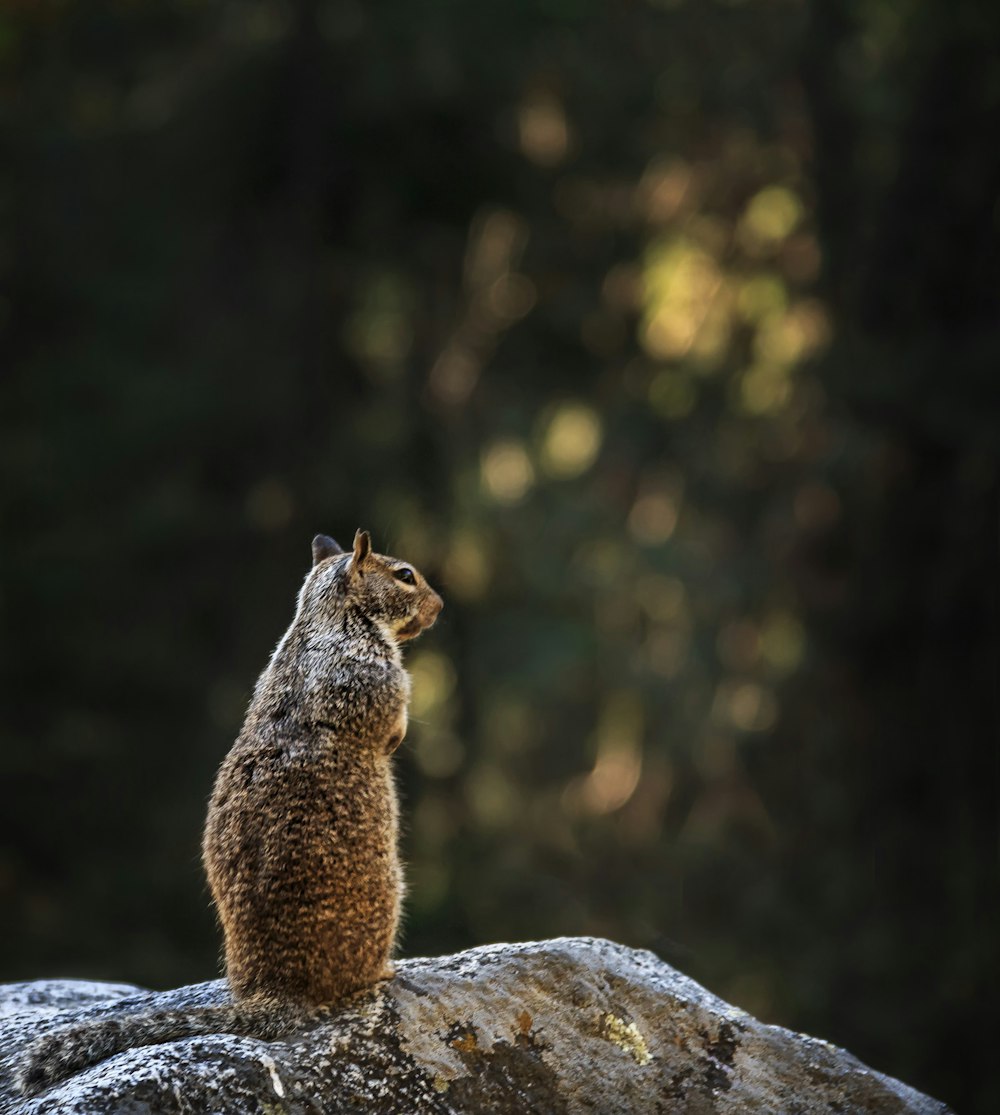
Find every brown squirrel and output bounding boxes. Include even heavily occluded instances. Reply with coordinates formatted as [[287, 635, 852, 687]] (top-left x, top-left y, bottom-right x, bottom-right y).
[[18, 529, 442, 1096]]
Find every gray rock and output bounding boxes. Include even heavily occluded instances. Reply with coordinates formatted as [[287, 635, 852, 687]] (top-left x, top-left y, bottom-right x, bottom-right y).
[[0, 937, 950, 1114]]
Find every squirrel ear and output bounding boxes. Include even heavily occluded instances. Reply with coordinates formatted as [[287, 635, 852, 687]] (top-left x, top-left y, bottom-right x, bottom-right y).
[[312, 534, 344, 566], [352, 529, 372, 569]]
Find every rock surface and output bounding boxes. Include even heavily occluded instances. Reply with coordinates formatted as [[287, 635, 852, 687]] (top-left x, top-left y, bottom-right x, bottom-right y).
[[0, 937, 950, 1114]]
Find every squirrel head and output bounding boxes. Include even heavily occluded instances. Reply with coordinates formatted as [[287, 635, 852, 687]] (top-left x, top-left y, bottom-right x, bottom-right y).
[[308, 529, 443, 644]]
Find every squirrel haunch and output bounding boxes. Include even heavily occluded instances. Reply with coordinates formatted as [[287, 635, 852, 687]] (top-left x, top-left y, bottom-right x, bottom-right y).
[[18, 529, 442, 1096]]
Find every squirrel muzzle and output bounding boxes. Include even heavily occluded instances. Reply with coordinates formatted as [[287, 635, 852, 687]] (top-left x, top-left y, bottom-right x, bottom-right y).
[[397, 592, 443, 641]]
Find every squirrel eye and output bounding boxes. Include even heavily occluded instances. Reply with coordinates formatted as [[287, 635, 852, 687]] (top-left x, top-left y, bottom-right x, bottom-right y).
[[394, 567, 416, 585]]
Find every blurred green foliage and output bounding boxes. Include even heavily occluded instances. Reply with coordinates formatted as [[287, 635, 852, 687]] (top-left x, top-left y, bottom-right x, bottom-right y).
[[1, 2, 997, 1112]]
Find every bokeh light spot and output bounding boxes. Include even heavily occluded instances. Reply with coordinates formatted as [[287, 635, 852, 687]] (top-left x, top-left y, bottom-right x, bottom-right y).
[[628, 491, 679, 545], [518, 91, 570, 167], [739, 185, 804, 252], [566, 691, 644, 815], [487, 274, 537, 322], [641, 238, 724, 360], [343, 272, 413, 378], [636, 157, 693, 224], [740, 363, 792, 415], [481, 439, 535, 504], [759, 611, 806, 675], [712, 679, 778, 733], [409, 650, 457, 718], [443, 531, 491, 600], [540, 403, 603, 479]]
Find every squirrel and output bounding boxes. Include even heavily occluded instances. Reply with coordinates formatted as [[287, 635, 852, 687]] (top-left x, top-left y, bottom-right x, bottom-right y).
[[18, 529, 442, 1097]]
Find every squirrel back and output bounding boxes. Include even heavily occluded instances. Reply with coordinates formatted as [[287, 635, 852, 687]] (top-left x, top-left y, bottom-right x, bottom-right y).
[[18, 530, 442, 1097]]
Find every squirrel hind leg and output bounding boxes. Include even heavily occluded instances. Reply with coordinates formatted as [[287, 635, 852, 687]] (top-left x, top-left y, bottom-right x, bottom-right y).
[[17, 1001, 306, 1096], [16, 1007, 217, 1097], [16, 1043, 58, 1097], [16, 1020, 123, 1097]]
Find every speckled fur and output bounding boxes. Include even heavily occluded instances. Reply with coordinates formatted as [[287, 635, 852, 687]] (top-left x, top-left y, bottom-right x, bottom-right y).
[[17, 530, 442, 1097]]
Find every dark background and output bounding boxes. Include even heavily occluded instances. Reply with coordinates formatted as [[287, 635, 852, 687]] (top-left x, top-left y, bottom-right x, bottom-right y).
[[1, 2, 997, 1112]]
